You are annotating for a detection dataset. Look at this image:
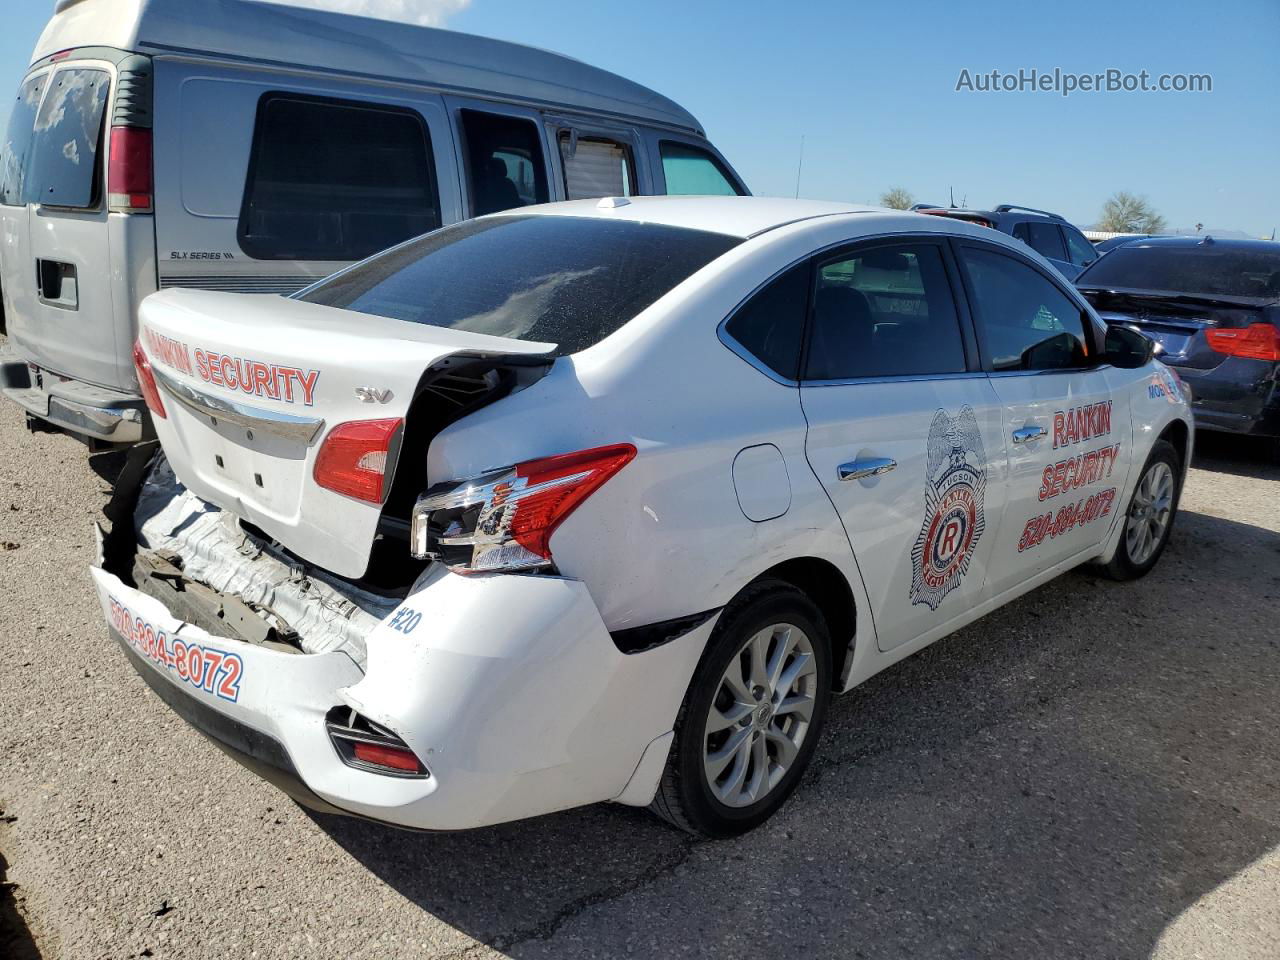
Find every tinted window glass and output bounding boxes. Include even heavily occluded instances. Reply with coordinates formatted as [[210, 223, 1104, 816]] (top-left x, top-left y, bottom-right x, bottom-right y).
[[1016, 221, 1066, 260], [559, 134, 634, 200], [804, 244, 967, 380], [27, 68, 109, 208], [239, 95, 441, 261], [298, 216, 739, 356], [660, 141, 741, 196], [1077, 245, 1280, 299], [1, 74, 46, 206], [960, 247, 1090, 371], [1063, 227, 1097, 266], [724, 262, 809, 380], [461, 110, 549, 215]]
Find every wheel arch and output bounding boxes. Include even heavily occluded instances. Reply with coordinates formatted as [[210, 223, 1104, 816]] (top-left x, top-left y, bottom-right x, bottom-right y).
[[750, 556, 856, 689], [1159, 417, 1191, 472]]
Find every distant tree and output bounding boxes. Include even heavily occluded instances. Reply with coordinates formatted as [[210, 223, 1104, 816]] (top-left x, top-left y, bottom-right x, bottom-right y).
[[1097, 192, 1167, 234], [879, 187, 915, 210]]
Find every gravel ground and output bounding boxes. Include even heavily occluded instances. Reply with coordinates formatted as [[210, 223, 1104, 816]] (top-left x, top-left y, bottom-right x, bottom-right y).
[[1, 397, 1278, 960]]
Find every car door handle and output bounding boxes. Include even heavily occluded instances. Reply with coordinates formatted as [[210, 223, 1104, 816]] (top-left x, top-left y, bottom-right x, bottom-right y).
[[1012, 425, 1047, 444], [838, 457, 897, 482]]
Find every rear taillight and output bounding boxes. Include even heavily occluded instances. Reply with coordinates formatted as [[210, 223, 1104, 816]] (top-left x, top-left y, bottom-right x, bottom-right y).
[[1205, 323, 1280, 362], [313, 418, 403, 504], [410, 443, 636, 573], [108, 126, 153, 213], [132, 339, 166, 419]]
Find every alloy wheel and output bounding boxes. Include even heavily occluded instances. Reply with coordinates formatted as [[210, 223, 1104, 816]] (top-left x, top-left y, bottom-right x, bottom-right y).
[[702, 622, 818, 808], [1125, 460, 1174, 565]]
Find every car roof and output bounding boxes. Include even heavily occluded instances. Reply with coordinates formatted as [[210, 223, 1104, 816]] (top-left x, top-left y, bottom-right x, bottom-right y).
[[1115, 236, 1280, 253], [37, 0, 703, 134], [504, 196, 895, 239]]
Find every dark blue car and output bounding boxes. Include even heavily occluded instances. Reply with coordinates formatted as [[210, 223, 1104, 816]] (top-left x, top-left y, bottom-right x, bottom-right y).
[[1076, 237, 1280, 455]]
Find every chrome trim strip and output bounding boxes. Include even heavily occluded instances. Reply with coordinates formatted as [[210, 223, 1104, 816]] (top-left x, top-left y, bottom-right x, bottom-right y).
[[152, 367, 326, 445]]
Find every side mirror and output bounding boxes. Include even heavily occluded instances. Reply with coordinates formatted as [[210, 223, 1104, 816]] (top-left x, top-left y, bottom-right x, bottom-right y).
[[1104, 324, 1156, 368]]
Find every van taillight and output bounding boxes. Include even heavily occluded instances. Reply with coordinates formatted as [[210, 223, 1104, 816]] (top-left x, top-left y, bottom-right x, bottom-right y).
[[132, 339, 166, 419], [313, 419, 404, 504], [108, 127, 153, 213], [1206, 323, 1280, 362]]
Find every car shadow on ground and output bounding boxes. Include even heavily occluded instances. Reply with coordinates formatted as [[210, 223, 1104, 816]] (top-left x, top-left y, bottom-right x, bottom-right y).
[[1190, 431, 1279, 480], [307, 457, 1280, 958]]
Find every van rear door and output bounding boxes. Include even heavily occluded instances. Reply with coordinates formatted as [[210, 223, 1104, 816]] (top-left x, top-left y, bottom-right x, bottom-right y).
[[0, 70, 48, 344], [8, 60, 124, 389]]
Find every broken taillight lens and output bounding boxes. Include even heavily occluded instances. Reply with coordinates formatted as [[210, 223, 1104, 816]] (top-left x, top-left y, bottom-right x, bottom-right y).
[[132, 339, 166, 419], [410, 443, 636, 573], [313, 418, 403, 504]]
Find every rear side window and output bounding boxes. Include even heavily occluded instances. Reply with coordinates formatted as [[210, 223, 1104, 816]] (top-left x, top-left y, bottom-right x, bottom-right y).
[[724, 262, 810, 380], [460, 110, 549, 216], [297, 215, 740, 356], [239, 94, 441, 261], [25, 68, 110, 208], [959, 246, 1090, 371], [0, 74, 46, 206], [659, 141, 742, 196], [558, 133, 635, 200], [1013, 221, 1067, 261], [804, 243, 967, 381]]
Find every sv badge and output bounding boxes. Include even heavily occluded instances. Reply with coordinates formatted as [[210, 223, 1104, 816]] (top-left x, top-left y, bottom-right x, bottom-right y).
[[355, 386, 394, 404]]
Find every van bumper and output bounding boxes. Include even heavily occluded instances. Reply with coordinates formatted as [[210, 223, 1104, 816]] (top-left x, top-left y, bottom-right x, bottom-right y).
[[0, 350, 146, 444]]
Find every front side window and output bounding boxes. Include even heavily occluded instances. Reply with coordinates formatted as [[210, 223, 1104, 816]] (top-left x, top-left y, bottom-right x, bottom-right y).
[[959, 246, 1091, 371], [239, 94, 441, 261], [1, 73, 47, 206], [559, 133, 635, 200], [804, 243, 968, 381], [460, 110, 549, 216], [1063, 227, 1097, 267], [297, 215, 740, 356], [724, 262, 810, 380], [27, 68, 109, 208], [659, 141, 742, 196], [1013, 221, 1067, 261]]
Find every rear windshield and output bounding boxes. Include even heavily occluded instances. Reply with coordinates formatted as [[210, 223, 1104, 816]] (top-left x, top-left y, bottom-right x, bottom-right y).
[[1079, 245, 1280, 300], [297, 216, 741, 355], [1, 68, 111, 208]]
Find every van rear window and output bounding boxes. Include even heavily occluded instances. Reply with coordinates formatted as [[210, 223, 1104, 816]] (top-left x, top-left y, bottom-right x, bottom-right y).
[[296, 215, 741, 355], [2, 69, 109, 209], [239, 94, 442, 261]]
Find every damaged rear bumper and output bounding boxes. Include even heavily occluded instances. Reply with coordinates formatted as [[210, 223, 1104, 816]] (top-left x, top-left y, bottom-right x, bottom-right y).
[[93, 456, 714, 830]]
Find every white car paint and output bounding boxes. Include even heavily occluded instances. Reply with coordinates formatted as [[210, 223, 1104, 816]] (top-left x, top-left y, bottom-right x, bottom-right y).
[[96, 198, 1193, 831]]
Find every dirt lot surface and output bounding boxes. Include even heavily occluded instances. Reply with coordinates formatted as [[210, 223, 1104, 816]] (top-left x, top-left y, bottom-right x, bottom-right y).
[[1, 398, 1278, 960]]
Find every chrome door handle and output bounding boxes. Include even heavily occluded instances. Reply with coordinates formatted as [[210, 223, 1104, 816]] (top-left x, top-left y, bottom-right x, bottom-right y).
[[838, 457, 897, 482], [1011, 425, 1047, 445]]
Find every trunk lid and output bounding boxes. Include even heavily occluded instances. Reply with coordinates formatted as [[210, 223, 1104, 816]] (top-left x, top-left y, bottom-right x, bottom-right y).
[[1083, 289, 1276, 371], [138, 288, 554, 579]]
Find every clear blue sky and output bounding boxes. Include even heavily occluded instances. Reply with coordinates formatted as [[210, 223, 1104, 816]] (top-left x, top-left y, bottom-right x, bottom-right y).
[[3, 0, 1277, 235]]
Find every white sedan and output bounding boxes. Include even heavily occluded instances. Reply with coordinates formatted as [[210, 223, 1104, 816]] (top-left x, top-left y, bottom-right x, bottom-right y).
[[99, 197, 1192, 837]]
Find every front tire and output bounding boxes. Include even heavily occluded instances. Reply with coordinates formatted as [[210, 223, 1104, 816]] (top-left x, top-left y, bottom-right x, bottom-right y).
[[650, 581, 832, 838], [1101, 439, 1181, 580]]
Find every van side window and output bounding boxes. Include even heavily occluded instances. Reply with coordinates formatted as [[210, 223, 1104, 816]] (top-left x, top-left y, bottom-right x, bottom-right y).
[[25, 69, 110, 209], [238, 94, 441, 261], [959, 246, 1091, 371], [0, 74, 46, 206], [724, 261, 810, 380], [460, 110, 549, 216], [558, 133, 635, 200], [659, 141, 742, 196]]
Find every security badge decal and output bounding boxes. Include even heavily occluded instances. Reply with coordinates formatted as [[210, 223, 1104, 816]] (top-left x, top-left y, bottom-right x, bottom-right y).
[[909, 406, 987, 611]]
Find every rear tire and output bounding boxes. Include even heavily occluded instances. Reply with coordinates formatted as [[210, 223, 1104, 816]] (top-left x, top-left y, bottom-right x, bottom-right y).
[[1100, 439, 1181, 581], [649, 580, 832, 838]]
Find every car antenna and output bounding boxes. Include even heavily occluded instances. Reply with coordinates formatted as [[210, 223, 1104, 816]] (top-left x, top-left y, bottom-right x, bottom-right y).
[[794, 134, 805, 199], [949, 186, 956, 208]]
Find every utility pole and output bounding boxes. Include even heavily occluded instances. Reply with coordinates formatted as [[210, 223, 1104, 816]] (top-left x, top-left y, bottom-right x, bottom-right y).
[[794, 135, 805, 199]]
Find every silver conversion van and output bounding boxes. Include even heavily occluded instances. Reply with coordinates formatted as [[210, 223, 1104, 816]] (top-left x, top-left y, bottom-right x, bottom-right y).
[[0, 0, 748, 448]]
